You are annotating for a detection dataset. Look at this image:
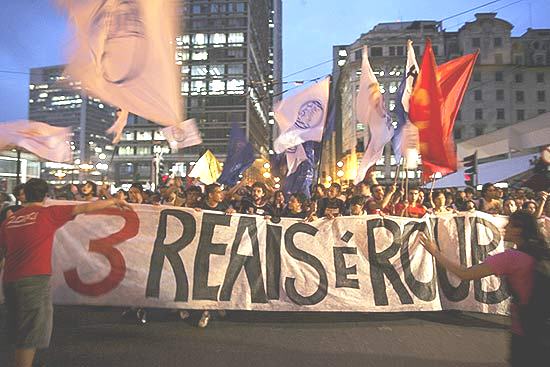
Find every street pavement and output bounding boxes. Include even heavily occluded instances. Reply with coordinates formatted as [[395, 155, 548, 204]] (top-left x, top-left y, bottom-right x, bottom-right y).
[[0, 305, 511, 367]]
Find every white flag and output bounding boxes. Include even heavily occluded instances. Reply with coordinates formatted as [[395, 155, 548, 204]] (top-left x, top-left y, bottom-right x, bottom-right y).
[[402, 40, 419, 113], [106, 109, 129, 144], [400, 40, 420, 169], [273, 77, 330, 153], [0, 120, 72, 163], [355, 46, 394, 182], [61, 0, 182, 127], [162, 118, 203, 152], [285, 144, 307, 176]]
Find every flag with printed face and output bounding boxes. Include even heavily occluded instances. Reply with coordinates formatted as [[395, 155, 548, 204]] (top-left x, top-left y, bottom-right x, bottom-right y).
[[162, 118, 202, 151], [285, 144, 307, 176], [283, 142, 316, 198], [273, 77, 330, 153], [393, 40, 419, 163], [0, 120, 72, 162], [60, 0, 182, 127], [355, 46, 394, 182], [218, 123, 255, 186], [188, 150, 222, 185]]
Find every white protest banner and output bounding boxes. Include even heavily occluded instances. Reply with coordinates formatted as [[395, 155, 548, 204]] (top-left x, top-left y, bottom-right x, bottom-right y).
[[1, 204, 533, 316]]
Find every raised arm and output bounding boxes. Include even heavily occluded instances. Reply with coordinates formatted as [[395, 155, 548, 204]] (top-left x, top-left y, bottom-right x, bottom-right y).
[[72, 198, 132, 216], [418, 233, 495, 280]]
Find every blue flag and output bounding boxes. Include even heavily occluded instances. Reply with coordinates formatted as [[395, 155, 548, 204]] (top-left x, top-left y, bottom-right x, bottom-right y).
[[218, 123, 255, 186], [392, 74, 407, 161]]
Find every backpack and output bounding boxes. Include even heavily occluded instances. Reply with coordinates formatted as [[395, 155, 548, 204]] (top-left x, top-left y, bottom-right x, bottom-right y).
[[518, 247, 550, 348]]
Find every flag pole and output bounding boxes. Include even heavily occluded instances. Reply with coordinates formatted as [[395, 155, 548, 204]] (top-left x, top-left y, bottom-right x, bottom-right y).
[[393, 157, 402, 186], [16, 149, 21, 185], [315, 75, 332, 185]]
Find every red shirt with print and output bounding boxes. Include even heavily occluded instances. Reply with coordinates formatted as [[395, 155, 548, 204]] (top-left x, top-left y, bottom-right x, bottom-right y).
[[394, 202, 427, 218], [0, 205, 75, 283]]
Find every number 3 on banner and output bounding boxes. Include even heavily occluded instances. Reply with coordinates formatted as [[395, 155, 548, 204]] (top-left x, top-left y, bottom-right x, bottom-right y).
[[64, 208, 140, 296]]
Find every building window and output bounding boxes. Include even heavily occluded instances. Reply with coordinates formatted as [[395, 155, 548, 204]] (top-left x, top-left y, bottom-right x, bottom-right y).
[[454, 128, 462, 140], [515, 73, 523, 83], [118, 146, 134, 156], [389, 99, 396, 111], [496, 89, 504, 101], [475, 109, 483, 120], [227, 79, 245, 93], [136, 146, 151, 156], [475, 126, 484, 136], [210, 33, 227, 45], [413, 46, 421, 56], [191, 65, 208, 76], [535, 55, 544, 65], [473, 72, 481, 82], [192, 33, 207, 45], [227, 64, 244, 75], [474, 90, 482, 101], [191, 50, 208, 61], [516, 91, 525, 103], [494, 54, 503, 64], [456, 110, 462, 121], [119, 163, 133, 175], [537, 90, 546, 102], [153, 131, 166, 141], [432, 46, 439, 56], [494, 37, 502, 47], [354, 49, 362, 62], [497, 108, 505, 120], [536, 72, 545, 83], [514, 55, 524, 65], [209, 79, 225, 95], [228, 32, 244, 44], [517, 110, 525, 121], [370, 47, 383, 57], [122, 131, 134, 141], [495, 71, 503, 82], [472, 38, 481, 48], [135, 131, 152, 141]]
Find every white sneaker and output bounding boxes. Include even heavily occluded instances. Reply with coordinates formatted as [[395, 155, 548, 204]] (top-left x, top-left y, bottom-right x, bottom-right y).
[[198, 311, 210, 328]]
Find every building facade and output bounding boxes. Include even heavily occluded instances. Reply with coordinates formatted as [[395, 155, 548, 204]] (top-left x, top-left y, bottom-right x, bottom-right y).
[[113, 0, 282, 184], [28, 65, 116, 183], [325, 13, 550, 185]]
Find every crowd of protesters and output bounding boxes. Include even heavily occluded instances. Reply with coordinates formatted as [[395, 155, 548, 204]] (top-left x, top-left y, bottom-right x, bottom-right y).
[[0, 176, 548, 367]]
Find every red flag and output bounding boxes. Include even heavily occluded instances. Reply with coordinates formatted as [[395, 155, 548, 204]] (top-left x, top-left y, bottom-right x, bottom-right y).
[[409, 39, 478, 181]]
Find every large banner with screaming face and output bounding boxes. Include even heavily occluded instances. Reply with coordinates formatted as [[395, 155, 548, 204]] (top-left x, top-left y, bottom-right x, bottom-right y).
[[1, 202, 522, 315]]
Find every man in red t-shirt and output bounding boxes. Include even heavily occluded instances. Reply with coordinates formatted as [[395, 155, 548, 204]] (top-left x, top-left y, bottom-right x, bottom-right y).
[[0, 178, 131, 367], [394, 187, 427, 218]]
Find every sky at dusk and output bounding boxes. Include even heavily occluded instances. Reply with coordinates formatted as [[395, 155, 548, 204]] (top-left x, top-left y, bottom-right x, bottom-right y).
[[0, 0, 549, 121]]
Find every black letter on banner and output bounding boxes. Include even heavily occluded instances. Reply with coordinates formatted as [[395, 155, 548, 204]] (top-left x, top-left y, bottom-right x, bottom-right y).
[[334, 247, 359, 289], [367, 218, 413, 306], [284, 223, 328, 305], [220, 217, 268, 303], [266, 224, 282, 300], [433, 217, 470, 302], [400, 222, 436, 301], [192, 213, 230, 300], [146, 209, 196, 302], [471, 217, 509, 304]]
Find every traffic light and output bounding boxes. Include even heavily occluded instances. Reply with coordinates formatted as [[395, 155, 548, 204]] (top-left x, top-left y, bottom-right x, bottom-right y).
[[463, 151, 478, 187]]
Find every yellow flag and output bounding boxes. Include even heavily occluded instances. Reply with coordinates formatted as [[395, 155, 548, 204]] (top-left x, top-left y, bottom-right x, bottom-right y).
[[188, 150, 222, 185]]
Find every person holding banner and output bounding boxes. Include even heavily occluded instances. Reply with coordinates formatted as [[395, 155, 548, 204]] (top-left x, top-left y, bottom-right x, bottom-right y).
[[0, 178, 131, 367], [316, 183, 346, 219], [240, 182, 274, 217], [418, 211, 548, 366], [281, 193, 308, 219]]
